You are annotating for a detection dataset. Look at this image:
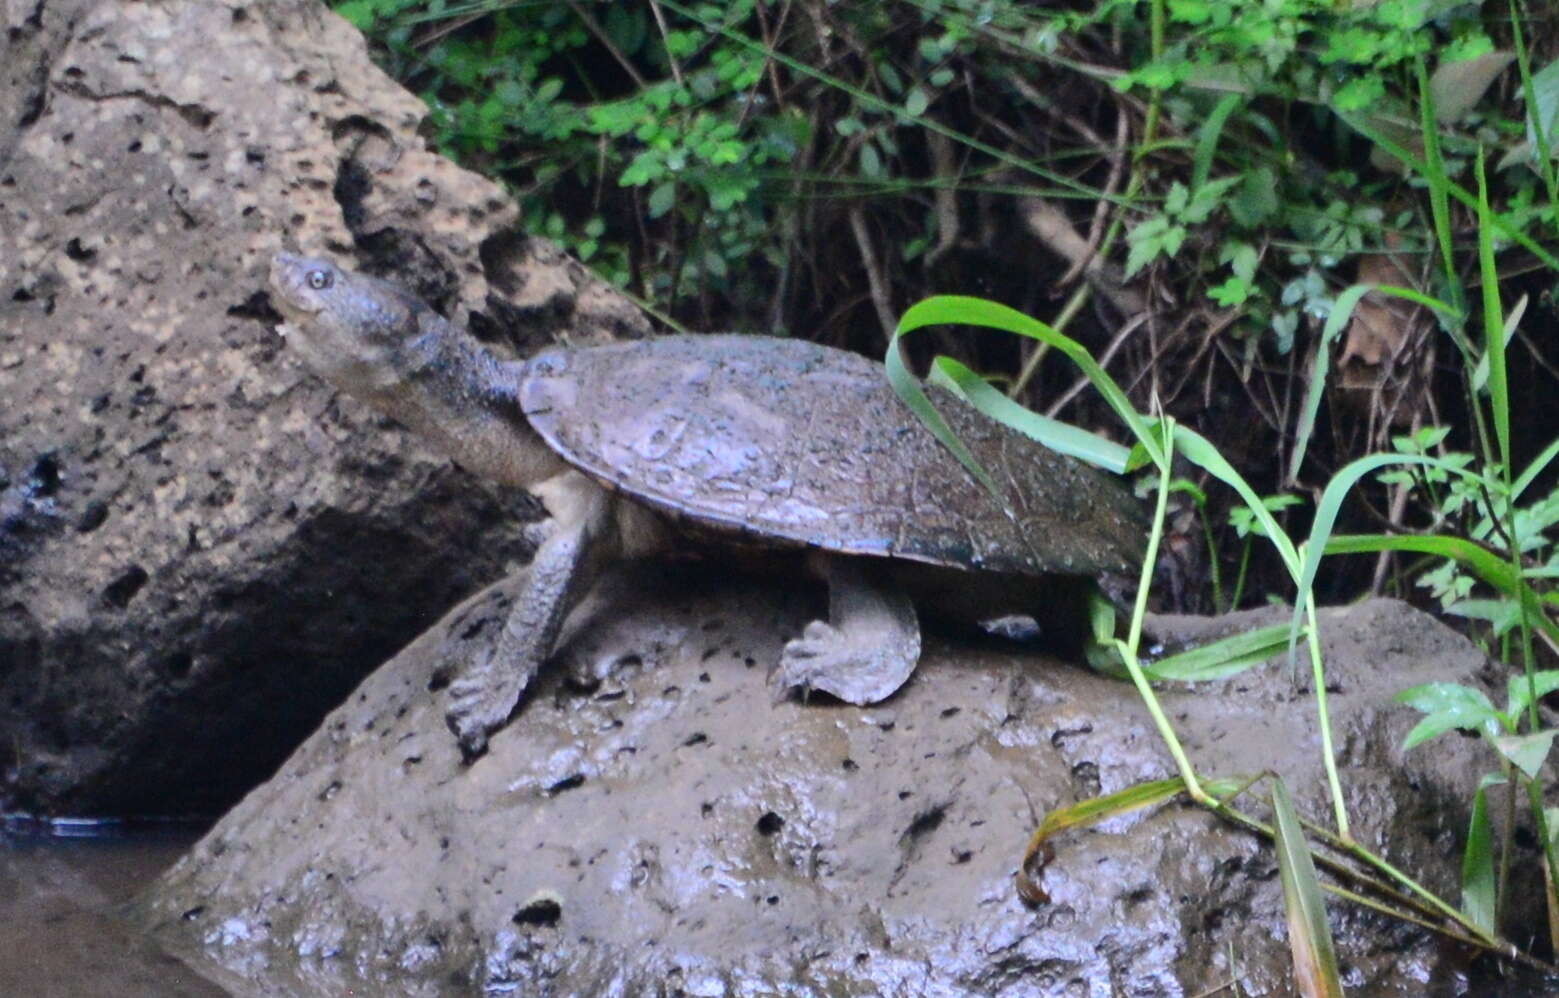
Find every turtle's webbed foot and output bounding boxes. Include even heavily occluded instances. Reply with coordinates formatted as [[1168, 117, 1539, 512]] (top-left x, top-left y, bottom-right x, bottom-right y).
[[772, 616, 917, 705], [445, 671, 525, 762], [771, 557, 921, 706], [444, 477, 609, 763]]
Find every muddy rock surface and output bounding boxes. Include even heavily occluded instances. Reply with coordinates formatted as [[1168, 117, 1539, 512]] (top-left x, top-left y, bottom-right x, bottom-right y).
[[137, 587, 1504, 996], [0, 0, 648, 815]]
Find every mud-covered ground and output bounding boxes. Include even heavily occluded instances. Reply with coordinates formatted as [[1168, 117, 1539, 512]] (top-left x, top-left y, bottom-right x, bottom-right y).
[[134, 568, 1536, 997]]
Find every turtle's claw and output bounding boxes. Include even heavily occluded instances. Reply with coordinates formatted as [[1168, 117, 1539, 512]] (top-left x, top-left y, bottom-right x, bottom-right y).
[[445, 675, 505, 763]]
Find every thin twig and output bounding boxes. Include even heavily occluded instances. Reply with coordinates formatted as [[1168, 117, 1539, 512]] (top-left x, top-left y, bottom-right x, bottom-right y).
[[848, 205, 896, 341], [923, 130, 961, 268], [646, 0, 684, 87], [568, 1, 648, 88], [1044, 312, 1149, 417]]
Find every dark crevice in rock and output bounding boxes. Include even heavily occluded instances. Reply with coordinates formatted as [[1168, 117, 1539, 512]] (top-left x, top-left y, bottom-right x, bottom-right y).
[[227, 288, 280, 323], [52, 81, 216, 129], [102, 564, 149, 608], [899, 803, 947, 845], [512, 897, 561, 927]]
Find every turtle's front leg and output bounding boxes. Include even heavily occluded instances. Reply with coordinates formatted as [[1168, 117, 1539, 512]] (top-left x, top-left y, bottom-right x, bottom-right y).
[[447, 471, 614, 760], [771, 555, 921, 704]]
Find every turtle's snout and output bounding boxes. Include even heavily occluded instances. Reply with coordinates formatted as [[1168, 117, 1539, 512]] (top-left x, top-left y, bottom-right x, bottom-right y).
[[268, 252, 306, 299]]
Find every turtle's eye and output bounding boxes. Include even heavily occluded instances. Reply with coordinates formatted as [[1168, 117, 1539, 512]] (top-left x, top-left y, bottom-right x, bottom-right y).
[[306, 269, 333, 291]]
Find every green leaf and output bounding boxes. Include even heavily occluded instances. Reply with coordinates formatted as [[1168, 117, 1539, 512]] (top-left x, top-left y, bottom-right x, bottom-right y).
[[1127, 59, 1182, 91], [1526, 57, 1559, 154], [1192, 94, 1243, 190], [1493, 730, 1557, 780], [1506, 671, 1559, 718], [927, 357, 1132, 472], [1222, 241, 1259, 283], [1208, 276, 1250, 307], [535, 77, 564, 104], [1394, 682, 1503, 748], [1183, 175, 1241, 224], [860, 142, 883, 178], [1446, 597, 1522, 636], [1271, 778, 1345, 998], [1168, 0, 1212, 25], [891, 295, 1159, 474], [1461, 773, 1503, 937], [1124, 220, 1167, 279], [905, 87, 930, 118], [1332, 74, 1386, 113], [1144, 622, 1299, 682], [335, 0, 377, 29], [619, 150, 663, 187], [647, 182, 676, 219]]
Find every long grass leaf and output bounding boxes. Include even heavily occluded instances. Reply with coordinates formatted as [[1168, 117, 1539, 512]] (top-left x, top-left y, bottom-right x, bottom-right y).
[[1017, 776, 1246, 902], [1289, 284, 1372, 484], [1512, 433, 1559, 501], [1323, 533, 1559, 644], [1144, 623, 1301, 682], [895, 295, 1160, 459], [1474, 150, 1511, 471], [1173, 425, 1301, 573], [929, 357, 1134, 471], [1289, 283, 1456, 483], [1193, 93, 1244, 190], [884, 334, 1006, 501], [1416, 56, 1463, 314], [1462, 774, 1503, 937], [1470, 293, 1525, 395], [1272, 778, 1346, 998], [1292, 454, 1503, 649]]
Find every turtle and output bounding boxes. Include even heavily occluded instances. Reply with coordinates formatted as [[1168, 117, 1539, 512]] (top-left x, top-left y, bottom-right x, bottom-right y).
[[267, 253, 1145, 759]]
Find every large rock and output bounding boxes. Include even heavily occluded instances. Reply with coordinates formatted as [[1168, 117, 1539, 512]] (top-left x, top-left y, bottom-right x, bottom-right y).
[[0, 0, 648, 814], [136, 590, 1513, 996]]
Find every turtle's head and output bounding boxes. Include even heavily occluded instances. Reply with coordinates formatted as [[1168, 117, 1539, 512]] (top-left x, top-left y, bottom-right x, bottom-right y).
[[267, 253, 422, 395]]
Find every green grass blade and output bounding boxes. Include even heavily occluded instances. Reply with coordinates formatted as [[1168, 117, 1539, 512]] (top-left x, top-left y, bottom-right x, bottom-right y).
[[1416, 56, 1462, 312], [1322, 533, 1559, 644], [1193, 93, 1243, 190], [1470, 293, 1525, 395], [1461, 774, 1503, 938], [894, 295, 1163, 465], [1173, 424, 1301, 573], [1509, 2, 1559, 209], [928, 356, 1134, 472], [1143, 623, 1300, 682], [1512, 434, 1559, 501], [1292, 453, 1503, 649], [1018, 775, 1247, 901], [884, 332, 1007, 502], [1289, 284, 1372, 484], [1271, 777, 1345, 998], [1291, 285, 1459, 484], [1475, 149, 1511, 470]]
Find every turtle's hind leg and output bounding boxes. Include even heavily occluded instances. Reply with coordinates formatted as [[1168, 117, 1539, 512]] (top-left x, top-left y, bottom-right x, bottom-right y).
[[772, 555, 921, 704], [447, 471, 614, 761]]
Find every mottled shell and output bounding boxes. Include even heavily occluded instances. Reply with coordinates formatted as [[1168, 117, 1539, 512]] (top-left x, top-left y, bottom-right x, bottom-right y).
[[519, 335, 1144, 576]]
